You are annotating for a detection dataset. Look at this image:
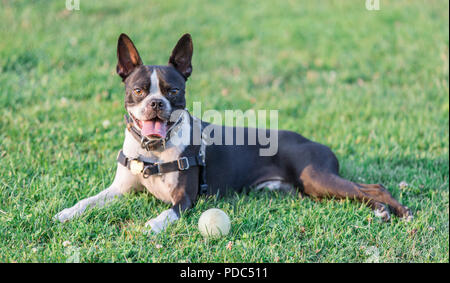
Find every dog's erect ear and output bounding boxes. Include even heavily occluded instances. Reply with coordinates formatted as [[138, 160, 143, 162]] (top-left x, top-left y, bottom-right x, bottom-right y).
[[168, 33, 193, 80], [116, 33, 143, 80]]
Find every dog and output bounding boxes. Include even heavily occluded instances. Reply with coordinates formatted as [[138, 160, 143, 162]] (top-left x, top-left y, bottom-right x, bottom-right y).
[[55, 33, 413, 233]]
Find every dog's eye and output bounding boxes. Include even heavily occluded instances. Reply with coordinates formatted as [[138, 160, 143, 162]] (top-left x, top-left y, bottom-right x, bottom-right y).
[[168, 88, 180, 95], [133, 88, 143, 96]]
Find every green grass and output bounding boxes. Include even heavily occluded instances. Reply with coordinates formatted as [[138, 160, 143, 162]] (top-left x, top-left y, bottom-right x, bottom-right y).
[[0, 0, 448, 263]]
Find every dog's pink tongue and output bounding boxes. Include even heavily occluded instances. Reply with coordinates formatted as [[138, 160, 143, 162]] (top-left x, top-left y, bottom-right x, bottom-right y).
[[141, 120, 167, 138]]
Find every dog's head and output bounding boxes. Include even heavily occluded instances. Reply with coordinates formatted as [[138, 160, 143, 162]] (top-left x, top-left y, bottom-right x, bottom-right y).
[[116, 33, 193, 140]]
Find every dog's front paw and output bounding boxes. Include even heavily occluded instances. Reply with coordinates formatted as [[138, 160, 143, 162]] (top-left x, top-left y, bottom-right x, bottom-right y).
[[54, 207, 80, 223], [144, 209, 179, 235], [144, 218, 164, 234]]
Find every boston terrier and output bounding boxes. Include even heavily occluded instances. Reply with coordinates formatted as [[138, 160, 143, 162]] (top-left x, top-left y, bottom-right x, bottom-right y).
[[55, 33, 413, 233]]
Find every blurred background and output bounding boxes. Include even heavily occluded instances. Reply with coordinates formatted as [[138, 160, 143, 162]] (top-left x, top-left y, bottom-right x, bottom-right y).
[[0, 0, 448, 262], [0, 0, 448, 155]]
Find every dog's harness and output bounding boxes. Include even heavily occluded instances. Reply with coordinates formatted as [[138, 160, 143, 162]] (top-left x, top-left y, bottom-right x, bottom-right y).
[[117, 113, 208, 195], [117, 150, 205, 177]]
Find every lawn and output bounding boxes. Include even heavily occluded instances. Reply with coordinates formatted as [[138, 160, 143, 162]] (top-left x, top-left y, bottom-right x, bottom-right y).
[[0, 0, 448, 263]]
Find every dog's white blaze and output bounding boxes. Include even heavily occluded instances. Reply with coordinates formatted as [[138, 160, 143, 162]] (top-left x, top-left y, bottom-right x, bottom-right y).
[[150, 69, 160, 94]]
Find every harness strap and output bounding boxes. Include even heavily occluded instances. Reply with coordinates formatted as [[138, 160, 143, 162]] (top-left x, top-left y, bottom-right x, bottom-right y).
[[193, 115, 208, 195], [117, 150, 205, 178]]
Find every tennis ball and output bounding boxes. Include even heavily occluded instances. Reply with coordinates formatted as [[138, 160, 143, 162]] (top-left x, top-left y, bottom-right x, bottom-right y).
[[198, 208, 231, 238]]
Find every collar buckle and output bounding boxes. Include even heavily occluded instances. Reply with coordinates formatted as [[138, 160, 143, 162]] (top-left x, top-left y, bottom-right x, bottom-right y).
[[177, 157, 190, 171]]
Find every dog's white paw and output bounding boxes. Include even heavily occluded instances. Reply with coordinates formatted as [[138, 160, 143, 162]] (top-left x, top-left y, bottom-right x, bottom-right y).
[[144, 209, 179, 235], [54, 207, 80, 223], [144, 218, 164, 234]]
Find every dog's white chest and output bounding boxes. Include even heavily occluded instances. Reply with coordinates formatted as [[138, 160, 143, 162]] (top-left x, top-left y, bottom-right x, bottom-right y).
[[140, 174, 178, 203], [137, 146, 183, 203]]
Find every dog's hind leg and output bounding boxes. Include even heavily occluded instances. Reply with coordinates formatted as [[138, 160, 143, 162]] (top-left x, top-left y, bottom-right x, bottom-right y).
[[298, 165, 413, 221], [54, 163, 139, 223]]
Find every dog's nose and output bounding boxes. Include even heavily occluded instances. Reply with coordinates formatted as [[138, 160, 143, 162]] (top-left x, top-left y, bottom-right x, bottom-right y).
[[149, 98, 164, 110]]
